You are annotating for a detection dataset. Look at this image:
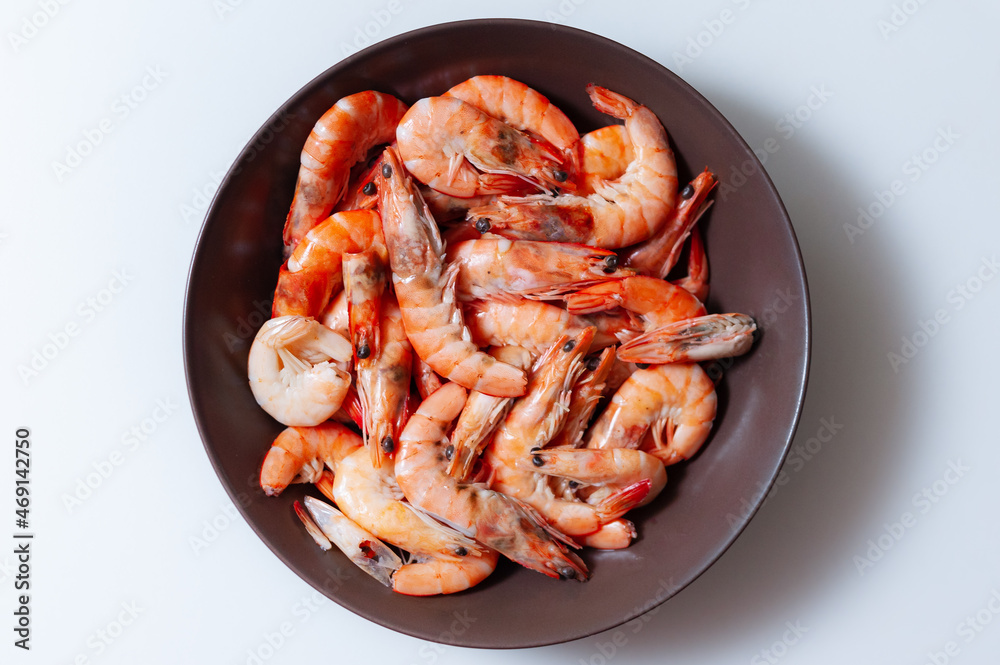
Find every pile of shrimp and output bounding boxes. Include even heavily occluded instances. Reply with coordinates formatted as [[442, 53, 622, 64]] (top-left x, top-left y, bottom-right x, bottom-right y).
[[247, 76, 758, 596]]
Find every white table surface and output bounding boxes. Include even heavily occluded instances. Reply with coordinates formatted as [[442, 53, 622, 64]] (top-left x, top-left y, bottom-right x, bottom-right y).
[[3, 1, 998, 663]]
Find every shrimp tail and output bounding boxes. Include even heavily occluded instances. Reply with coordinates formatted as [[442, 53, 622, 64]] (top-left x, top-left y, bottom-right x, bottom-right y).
[[594, 479, 652, 521]]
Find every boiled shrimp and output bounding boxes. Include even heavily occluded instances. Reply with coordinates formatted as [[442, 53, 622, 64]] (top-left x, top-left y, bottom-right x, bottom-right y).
[[248, 316, 353, 427], [443, 75, 580, 155], [576, 124, 633, 195], [531, 447, 667, 508], [354, 293, 413, 468], [447, 345, 534, 480], [548, 347, 616, 449], [259, 421, 362, 495], [566, 275, 706, 330], [672, 226, 709, 302], [446, 236, 632, 302], [378, 146, 527, 397], [620, 168, 717, 279], [585, 363, 717, 465], [465, 299, 640, 356], [330, 448, 498, 595], [618, 312, 757, 364], [394, 382, 589, 580], [395, 96, 569, 198], [283, 91, 408, 253], [467, 84, 677, 249], [297, 497, 403, 587], [272, 209, 385, 318], [343, 248, 388, 363]]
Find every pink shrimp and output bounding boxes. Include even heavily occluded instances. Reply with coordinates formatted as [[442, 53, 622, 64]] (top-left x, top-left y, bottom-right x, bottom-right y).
[[258, 422, 362, 495]]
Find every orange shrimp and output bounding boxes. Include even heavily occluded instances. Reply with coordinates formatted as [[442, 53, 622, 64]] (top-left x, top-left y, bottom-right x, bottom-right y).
[[446, 236, 632, 302], [395, 96, 569, 198], [283, 91, 408, 253], [394, 382, 589, 580], [576, 124, 633, 195], [272, 209, 385, 318], [343, 248, 388, 363], [585, 363, 717, 465], [378, 146, 527, 398], [467, 84, 677, 249], [258, 422, 362, 495], [443, 75, 580, 155]]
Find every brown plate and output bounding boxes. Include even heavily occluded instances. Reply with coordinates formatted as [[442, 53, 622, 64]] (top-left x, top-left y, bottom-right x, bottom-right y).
[[183, 18, 810, 648]]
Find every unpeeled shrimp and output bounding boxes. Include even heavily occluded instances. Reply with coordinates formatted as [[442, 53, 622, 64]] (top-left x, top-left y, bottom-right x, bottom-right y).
[[330, 448, 498, 596], [443, 75, 580, 155], [446, 236, 632, 302], [394, 382, 589, 580], [283, 91, 408, 253], [259, 421, 362, 495], [576, 124, 633, 195], [272, 209, 385, 318], [465, 299, 640, 356], [378, 146, 527, 397], [395, 96, 569, 198], [248, 316, 353, 427], [585, 363, 717, 465], [618, 312, 757, 364], [467, 84, 677, 249]]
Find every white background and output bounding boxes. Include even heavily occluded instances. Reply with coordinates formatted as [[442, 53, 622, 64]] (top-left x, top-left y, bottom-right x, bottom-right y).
[[3, 1, 999, 663]]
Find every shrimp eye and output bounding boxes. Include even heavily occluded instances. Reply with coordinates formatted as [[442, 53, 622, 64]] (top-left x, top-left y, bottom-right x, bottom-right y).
[[475, 218, 492, 233], [455, 546, 468, 556], [553, 169, 568, 182], [356, 342, 371, 359], [562, 340, 576, 352], [381, 163, 393, 179], [585, 356, 601, 371], [568, 480, 580, 489], [602, 254, 619, 273], [558, 566, 578, 580], [380, 436, 394, 453], [362, 181, 377, 195], [681, 184, 694, 199], [636, 363, 650, 370], [532, 455, 544, 467], [444, 444, 455, 460]]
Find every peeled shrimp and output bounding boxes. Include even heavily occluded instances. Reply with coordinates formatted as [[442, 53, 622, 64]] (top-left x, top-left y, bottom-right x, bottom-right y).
[[283, 91, 408, 253], [331, 448, 498, 595], [585, 363, 717, 465], [378, 146, 527, 397], [446, 236, 632, 302], [394, 382, 588, 580], [395, 96, 568, 198], [443, 75, 580, 155], [247, 316, 352, 427], [273, 209, 385, 318], [467, 84, 677, 249]]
